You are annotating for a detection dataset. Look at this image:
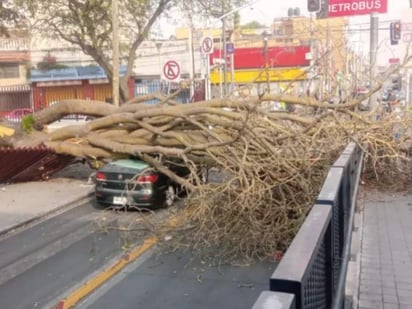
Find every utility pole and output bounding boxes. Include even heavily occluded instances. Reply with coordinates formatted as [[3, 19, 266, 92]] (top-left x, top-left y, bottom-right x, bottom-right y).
[[112, 0, 120, 106], [409, 75, 412, 108], [188, 2, 196, 101], [263, 33, 270, 93], [368, 13, 378, 109], [327, 18, 331, 94], [218, 1, 257, 98], [222, 17, 227, 98]]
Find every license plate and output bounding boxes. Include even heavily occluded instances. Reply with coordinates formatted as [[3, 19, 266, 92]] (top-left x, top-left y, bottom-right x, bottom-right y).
[[113, 196, 127, 205]]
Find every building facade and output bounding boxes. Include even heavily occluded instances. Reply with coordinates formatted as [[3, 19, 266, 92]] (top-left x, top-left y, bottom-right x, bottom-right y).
[[0, 35, 31, 112]]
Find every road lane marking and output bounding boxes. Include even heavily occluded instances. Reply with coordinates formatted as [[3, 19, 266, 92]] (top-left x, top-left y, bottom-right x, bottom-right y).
[[53, 236, 157, 309], [52, 210, 187, 309]]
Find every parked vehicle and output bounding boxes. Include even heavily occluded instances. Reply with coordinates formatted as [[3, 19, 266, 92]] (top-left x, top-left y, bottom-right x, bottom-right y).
[[47, 114, 93, 131], [94, 158, 197, 209], [2, 108, 33, 123]]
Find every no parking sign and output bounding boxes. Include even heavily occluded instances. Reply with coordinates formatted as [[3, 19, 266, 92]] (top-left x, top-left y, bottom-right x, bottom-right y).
[[200, 36, 214, 54], [162, 60, 181, 81]]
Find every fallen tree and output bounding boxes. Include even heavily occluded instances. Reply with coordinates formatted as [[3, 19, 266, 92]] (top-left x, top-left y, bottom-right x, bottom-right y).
[[1, 88, 410, 262]]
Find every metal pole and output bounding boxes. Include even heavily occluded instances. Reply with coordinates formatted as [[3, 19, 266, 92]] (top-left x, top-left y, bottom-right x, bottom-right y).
[[222, 17, 227, 98], [264, 35, 270, 93], [112, 0, 119, 106], [408, 74, 412, 107], [206, 29, 212, 101], [189, 3, 196, 101], [368, 13, 378, 109], [206, 55, 211, 100], [189, 26, 194, 100], [327, 18, 331, 94], [309, 12, 318, 98], [230, 42, 235, 95], [219, 38, 223, 98]]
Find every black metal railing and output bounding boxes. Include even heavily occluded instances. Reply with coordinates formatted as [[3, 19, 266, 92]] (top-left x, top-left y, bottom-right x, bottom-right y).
[[252, 142, 363, 309]]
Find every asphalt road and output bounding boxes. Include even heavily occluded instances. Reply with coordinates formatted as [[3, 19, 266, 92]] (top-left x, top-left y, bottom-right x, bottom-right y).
[[0, 201, 138, 309], [0, 175, 276, 309], [79, 249, 275, 309]]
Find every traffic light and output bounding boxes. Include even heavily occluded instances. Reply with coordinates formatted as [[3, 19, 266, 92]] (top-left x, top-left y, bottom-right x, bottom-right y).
[[392, 76, 402, 90], [390, 21, 401, 45], [308, 0, 320, 12]]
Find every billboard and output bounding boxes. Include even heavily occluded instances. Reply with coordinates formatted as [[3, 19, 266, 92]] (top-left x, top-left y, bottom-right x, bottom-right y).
[[209, 46, 311, 69], [317, 0, 387, 18]]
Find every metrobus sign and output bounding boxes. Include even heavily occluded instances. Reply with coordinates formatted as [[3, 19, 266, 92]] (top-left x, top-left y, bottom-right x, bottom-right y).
[[325, 0, 387, 18]]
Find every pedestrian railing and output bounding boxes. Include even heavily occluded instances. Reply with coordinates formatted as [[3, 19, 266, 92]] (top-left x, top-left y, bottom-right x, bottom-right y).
[[252, 142, 363, 309]]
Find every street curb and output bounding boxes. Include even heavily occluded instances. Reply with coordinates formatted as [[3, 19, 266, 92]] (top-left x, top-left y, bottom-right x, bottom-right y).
[[345, 186, 365, 309], [353, 210, 363, 309], [0, 191, 93, 238], [345, 210, 362, 309]]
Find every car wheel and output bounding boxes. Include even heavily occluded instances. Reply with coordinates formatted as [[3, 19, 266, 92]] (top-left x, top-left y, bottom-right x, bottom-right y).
[[164, 185, 176, 208]]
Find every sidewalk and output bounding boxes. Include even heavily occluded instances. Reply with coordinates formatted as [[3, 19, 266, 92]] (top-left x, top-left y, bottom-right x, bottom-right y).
[[358, 189, 412, 309], [0, 163, 94, 235]]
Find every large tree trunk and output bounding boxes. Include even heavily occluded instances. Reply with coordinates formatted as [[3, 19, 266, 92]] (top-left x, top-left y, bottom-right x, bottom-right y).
[[120, 77, 130, 103]]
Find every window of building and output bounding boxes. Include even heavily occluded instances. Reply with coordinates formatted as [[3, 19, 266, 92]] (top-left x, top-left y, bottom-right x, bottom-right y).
[[0, 63, 20, 79]]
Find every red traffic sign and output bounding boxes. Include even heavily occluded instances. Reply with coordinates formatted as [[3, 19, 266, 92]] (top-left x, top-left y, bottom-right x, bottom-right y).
[[163, 60, 180, 80], [200, 36, 214, 54], [328, 0, 387, 17]]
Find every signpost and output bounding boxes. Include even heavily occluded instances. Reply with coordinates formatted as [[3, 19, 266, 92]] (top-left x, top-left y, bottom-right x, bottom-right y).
[[200, 37, 214, 55], [162, 60, 181, 96], [317, 0, 387, 18], [162, 60, 181, 81], [226, 43, 234, 54], [389, 58, 400, 65]]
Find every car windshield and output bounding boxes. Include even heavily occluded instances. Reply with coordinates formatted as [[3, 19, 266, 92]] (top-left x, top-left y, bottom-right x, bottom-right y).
[[111, 159, 149, 170], [61, 114, 87, 120]]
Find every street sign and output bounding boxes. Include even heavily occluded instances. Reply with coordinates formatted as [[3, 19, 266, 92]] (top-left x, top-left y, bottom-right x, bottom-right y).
[[318, 0, 387, 18], [389, 58, 400, 64], [200, 36, 214, 54], [402, 22, 412, 32], [226, 43, 234, 54], [404, 33, 412, 43], [213, 58, 225, 65], [162, 60, 180, 81]]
